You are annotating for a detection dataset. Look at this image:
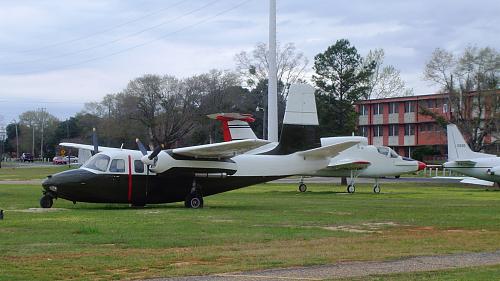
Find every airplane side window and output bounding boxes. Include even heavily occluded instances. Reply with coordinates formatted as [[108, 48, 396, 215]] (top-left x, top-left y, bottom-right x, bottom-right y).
[[134, 160, 144, 173], [83, 154, 110, 172], [377, 146, 389, 156], [109, 159, 126, 173]]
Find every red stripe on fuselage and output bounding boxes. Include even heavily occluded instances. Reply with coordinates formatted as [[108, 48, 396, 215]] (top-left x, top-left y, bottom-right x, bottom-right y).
[[128, 155, 132, 202]]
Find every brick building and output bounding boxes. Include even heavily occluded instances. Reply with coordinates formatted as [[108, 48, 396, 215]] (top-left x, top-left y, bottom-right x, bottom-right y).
[[355, 91, 498, 160]]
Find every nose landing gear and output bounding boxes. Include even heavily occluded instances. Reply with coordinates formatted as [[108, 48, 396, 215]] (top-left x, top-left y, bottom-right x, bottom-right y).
[[40, 193, 54, 208]]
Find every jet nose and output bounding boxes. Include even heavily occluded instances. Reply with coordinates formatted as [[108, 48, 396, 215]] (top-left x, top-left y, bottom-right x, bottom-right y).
[[418, 161, 427, 171]]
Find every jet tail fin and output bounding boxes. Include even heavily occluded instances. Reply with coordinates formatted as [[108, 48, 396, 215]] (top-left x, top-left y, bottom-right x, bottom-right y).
[[447, 124, 495, 161], [207, 113, 257, 141], [266, 84, 321, 155]]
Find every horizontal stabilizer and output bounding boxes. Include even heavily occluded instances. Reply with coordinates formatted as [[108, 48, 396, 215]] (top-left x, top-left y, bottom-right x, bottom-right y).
[[298, 141, 359, 159], [172, 139, 270, 159]]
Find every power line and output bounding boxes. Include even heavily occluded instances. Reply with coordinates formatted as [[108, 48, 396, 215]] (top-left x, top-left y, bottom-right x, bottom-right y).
[[8, 0, 254, 75], [2, 0, 222, 67], [0, 0, 189, 58]]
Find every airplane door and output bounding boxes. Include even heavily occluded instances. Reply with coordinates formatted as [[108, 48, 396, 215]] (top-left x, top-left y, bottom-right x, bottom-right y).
[[129, 156, 148, 206], [108, 158, 129, 202]]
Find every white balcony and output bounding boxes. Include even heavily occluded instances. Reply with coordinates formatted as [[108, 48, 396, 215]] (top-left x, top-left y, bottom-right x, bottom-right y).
[[404, 135, 415, 145], [359, 115, 369, 125], [403, 112, 416, 123], [373, 136, 383, 146], [388, 113, 399, 124], [373, 114, 383, 125], [388, 136, 399, 146]]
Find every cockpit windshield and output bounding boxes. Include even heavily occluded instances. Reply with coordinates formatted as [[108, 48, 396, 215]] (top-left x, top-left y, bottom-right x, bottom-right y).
[[83, 154, 110, 172], [377, 146, 399, 158]]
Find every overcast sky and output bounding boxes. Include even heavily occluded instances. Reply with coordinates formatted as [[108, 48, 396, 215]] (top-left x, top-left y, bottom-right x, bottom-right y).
[[0, 0, 499, 125]]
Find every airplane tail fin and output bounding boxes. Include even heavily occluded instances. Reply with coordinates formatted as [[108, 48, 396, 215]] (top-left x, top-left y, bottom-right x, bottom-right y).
[[447, 124, 495, 161], [266, 84, 321, 155], [207, 113, 257, 142]]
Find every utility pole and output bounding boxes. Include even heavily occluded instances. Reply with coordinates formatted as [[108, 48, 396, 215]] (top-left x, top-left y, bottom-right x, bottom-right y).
[[39, 108, 46, 160], [267, 0, 278, 142], [13, 119, 19, 159]]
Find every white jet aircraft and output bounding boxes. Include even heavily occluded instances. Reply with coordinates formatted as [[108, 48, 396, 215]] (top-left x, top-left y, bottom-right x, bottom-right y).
[[208, 86, 426, 194], [439, 124, 500, 186]]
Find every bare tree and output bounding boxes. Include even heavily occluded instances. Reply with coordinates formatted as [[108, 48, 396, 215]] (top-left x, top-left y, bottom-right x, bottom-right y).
[[424, 46, 499, 151], [365, 48, 413, 99], [235, 42, 308, 99]]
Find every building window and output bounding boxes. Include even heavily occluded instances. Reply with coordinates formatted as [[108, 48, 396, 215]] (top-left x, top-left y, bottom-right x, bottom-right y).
[[359, 126, 368, 137], [389, 102, 399, 114], [373, 125, 383, 137], [389, 124, 398, 136], [359, 105, 369, 116], [373, 104, 383, 115], [404, 124, 415, 136], [404, 101, 415, 113], [425, 99, 436, 108]]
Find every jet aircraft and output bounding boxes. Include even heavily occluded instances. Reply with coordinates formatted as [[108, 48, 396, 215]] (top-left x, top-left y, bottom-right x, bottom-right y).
[[209, 94, 426, 194], [439, 124, 500, 186], [40, 84, 359, 209]]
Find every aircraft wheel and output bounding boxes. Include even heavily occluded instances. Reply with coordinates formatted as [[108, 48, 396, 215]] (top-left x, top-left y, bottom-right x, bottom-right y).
[[185, 194, 204, 209], [298, 183, 307, 192], [40, 195, 53, 208], [373, 184, 381, 194], [347, 184, 355, 193], [395, 175, 401, 179]]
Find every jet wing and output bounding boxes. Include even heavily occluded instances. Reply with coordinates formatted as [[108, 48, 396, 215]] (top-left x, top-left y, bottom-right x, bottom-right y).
[[59, 142, 118, 152], [326, 159, 371, 170], [433, 176, 495, 186], [172, 139, 271, 159], [297, 141, 359, 160]]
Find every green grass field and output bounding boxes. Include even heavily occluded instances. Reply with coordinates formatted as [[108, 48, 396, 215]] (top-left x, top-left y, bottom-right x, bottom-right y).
[[0, 165, 72, 180], [0, 169, 499, 280]]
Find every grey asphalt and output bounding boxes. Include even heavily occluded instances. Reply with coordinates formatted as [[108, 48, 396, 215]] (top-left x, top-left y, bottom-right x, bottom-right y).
[[144, 251, 500, 281], [272, 176, 460, 184]]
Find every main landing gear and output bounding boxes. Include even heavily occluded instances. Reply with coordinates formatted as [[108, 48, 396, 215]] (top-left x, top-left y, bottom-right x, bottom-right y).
[[40, 193, 55, 208], [298, 177, 307, 192], [373, 178, 381, 194], [185, 179, 204, 209]]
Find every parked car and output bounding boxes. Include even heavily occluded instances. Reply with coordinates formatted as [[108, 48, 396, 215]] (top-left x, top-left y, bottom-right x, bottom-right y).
[[64, 156, 79, 163], [21, 153, 34, 162], [52, 156, 67, 165]]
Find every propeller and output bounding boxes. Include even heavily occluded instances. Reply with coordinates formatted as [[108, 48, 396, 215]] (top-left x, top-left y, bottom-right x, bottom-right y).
[[135, 139, 162, 166], [92, 128, 98, 155]]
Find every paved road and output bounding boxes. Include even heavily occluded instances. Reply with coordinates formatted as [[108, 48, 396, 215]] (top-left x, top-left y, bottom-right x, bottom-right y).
[[144, 251, 500, 281], [272, 176, 460, 184]]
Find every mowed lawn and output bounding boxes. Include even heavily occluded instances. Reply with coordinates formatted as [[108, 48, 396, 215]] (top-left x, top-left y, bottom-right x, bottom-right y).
[[0, 165, 72, 180], [0, 174, 499, 280]]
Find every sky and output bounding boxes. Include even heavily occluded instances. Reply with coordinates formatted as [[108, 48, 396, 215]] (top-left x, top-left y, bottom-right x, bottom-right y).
[[0, 0, 499, 126]]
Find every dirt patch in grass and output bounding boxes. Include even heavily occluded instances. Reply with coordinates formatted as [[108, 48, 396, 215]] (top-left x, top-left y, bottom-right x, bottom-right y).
[[8, 208, 69, 213]]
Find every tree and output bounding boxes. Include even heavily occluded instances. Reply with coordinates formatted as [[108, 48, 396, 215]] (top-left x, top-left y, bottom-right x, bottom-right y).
[[424, 46, 499, 151], [313, 39, 376, 136], [235, 42, 308, 99], [364, 49, 414, 99]]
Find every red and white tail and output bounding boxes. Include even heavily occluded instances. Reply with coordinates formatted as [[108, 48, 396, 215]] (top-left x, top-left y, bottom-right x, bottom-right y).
[[207, 113, 257, 141]]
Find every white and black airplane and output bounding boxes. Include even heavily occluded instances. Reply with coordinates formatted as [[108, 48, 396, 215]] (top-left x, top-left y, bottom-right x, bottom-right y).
[[438, 124, 500, 186], [208, 85, 426, 194], [40, 84, 359, 209]]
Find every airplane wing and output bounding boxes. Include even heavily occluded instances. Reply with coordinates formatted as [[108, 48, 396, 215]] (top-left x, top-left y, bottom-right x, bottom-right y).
[[433, 176, 495, 186], [172, 139, 271, 158], [325, 159, 371, 170], [297, 141, 359, 160], [59, 142, 119, 153]]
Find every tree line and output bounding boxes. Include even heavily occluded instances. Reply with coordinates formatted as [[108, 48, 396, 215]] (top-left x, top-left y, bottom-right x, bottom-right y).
[[1, 40, 498, 159]]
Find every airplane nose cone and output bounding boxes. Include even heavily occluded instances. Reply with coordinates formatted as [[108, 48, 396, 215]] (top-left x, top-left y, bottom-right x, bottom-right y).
[[418, 161, 427, 171]]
